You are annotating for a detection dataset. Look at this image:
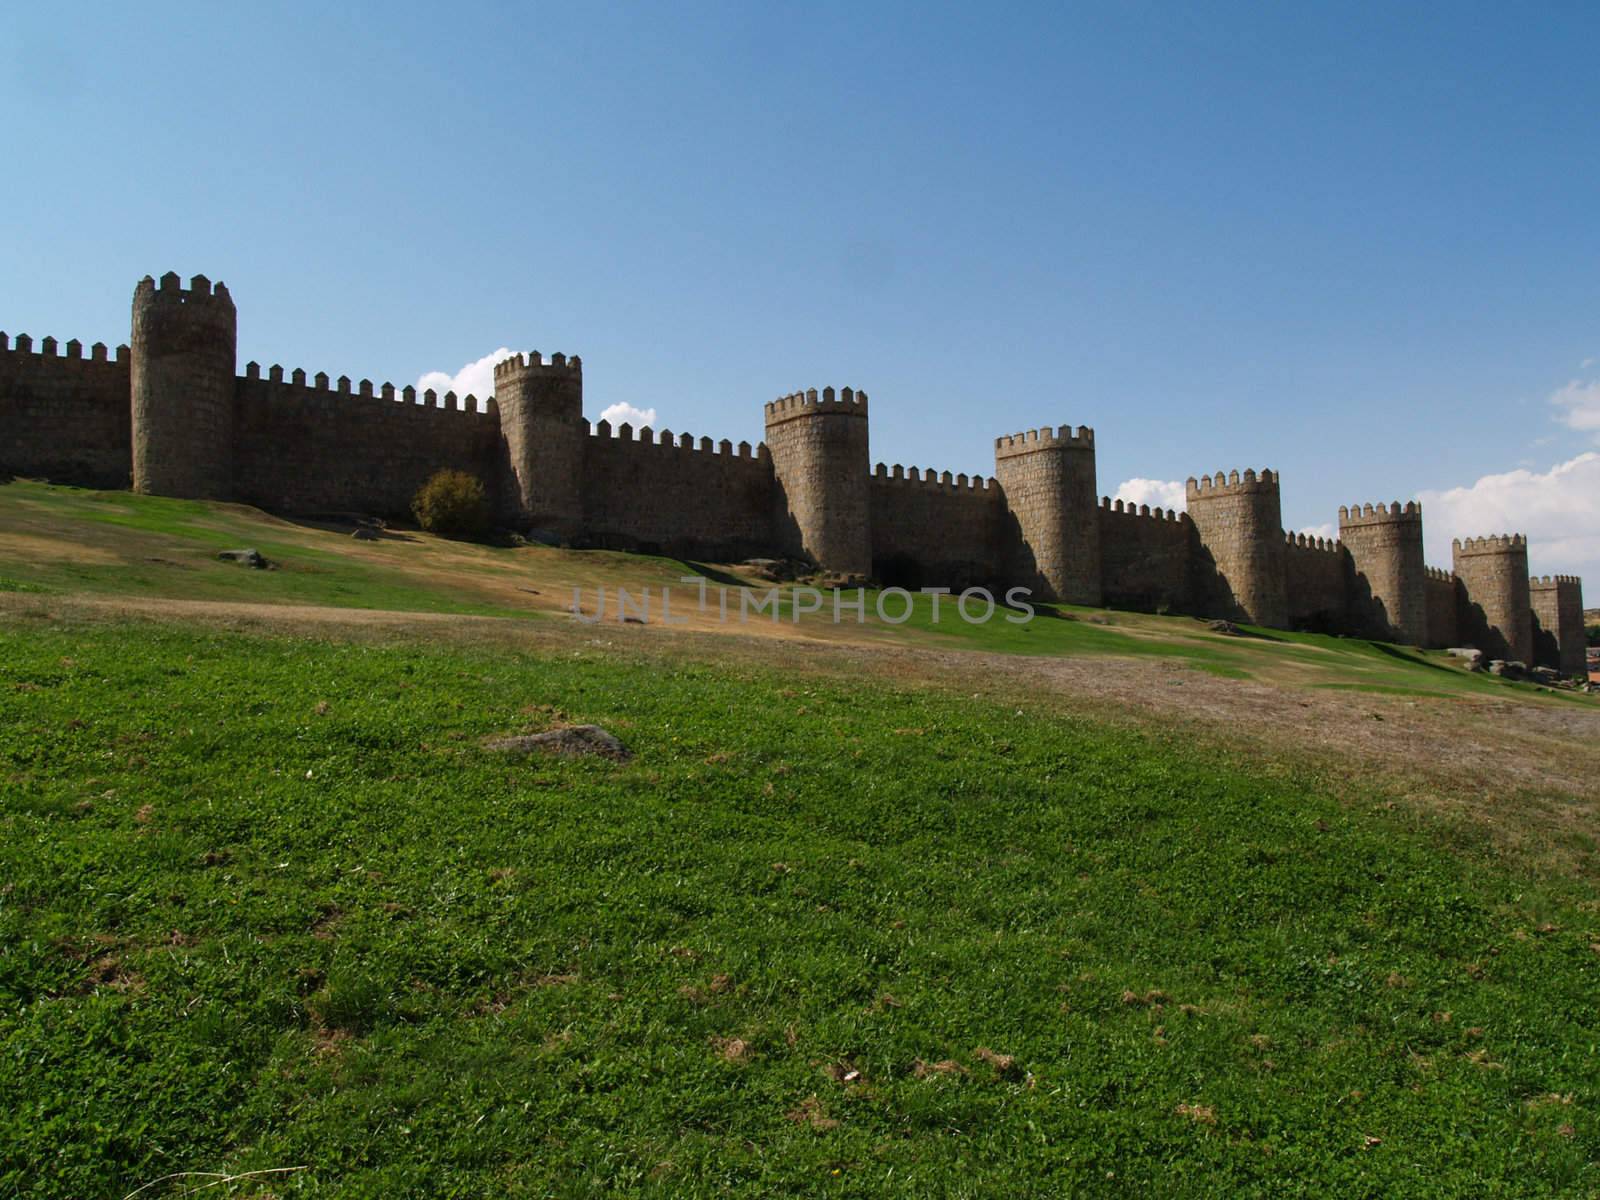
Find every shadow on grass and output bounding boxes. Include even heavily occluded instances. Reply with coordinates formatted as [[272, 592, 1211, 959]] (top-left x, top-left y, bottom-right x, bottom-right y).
[[280, 513, 423, 544], [1368, 640, 1458, 674], [674, 560, 752, 588]]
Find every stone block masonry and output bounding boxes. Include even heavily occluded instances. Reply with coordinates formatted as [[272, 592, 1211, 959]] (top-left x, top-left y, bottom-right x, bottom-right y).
[[1185, 470, 1287, 628], [0, 270, 1582, 666], [0, 332, 130, 488], [1530, 576, 1586, 678], [1453, 535, 1533, 664], [993, 426, 1100, 606], [1339, 501, 1426, 645]]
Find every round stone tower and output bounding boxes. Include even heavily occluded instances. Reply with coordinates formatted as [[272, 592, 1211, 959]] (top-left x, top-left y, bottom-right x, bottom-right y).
[[1185, 468, 1288, 628], [764, 387, 871, 578], [131, 272, 237, 499], [492, 351, 585, 537], [1452, 534, 1532, 663], [1339, 500, 1427, 644], [993, 425, 1101, 605]]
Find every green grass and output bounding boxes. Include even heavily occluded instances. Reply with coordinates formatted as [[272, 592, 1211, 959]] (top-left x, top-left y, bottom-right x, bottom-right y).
[[0, 483, 538, 617], [2, 477, 1589, 706], [2, 621, 1597, 1197]]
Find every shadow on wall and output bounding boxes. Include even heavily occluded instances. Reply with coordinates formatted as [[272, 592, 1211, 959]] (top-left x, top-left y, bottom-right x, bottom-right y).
[[1343, 568, 1393, 641], [1458, 597, 1499, 658], [1190, 543, 1233, 621], [997, 509, 1043, 597], [872, 552, 1001, 593], [1532, 624, 1561, 671]]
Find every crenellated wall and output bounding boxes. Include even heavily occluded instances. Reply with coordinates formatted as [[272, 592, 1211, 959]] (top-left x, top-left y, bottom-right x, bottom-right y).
[[0, 333, 131, 488], [869, 464, 1005, 588], [1097, 498, 1194, 613], [232, 367, 502, 516], [582, 422, 774, 560], [1, 270, 1588, 659], [1283, 531, 1347, 630], [1529, 575, 1586, 677]]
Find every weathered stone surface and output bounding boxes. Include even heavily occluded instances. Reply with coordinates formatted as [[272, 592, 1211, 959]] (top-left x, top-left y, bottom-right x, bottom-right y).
[[1530, 576, 1586, 678], [1186, 471, 1286, 628], [1454, 536, 1533, 664], [1339, 502, 1426, 645], [217, 548, 267, 568], [484, 725, 631, 762]]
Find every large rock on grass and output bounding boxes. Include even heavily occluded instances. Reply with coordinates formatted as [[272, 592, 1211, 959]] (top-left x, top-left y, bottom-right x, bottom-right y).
[[484, 725, 632, 763]]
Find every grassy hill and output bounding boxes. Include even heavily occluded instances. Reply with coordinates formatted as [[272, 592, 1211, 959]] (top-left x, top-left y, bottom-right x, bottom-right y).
[[2, 479, 1599, 1197], [0, 479, 1575, 700]]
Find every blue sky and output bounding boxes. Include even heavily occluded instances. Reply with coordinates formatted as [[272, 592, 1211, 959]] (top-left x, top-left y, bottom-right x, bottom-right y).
[[6, 2, 1600, 578]]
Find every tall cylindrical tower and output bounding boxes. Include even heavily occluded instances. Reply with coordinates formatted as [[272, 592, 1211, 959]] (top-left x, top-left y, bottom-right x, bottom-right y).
[[492, 351, 585, 536], [1452, 534, 1532, 663], [131, 272, 237, 499], [993, 425, 1101, 605], [1185, 468, 1288, 628], [1339, 500, 1427, 644], [764, 387, 871, 578]]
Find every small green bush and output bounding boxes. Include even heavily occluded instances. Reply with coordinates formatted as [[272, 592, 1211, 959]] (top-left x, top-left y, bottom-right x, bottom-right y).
[[1587, 623, 1599, 647], [411, 469, 490, 537]]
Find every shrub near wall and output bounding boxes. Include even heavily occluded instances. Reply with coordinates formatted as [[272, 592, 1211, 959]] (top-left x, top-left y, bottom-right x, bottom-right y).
[[411, 469, 490, 537]]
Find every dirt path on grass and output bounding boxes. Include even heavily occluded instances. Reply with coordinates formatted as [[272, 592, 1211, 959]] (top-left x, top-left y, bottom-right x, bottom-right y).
[[6, 590, 1599, 875]]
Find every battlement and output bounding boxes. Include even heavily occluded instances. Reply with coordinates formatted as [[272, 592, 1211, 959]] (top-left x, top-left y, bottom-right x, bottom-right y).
[[240, 362, 497, 418], [1285, 530, 1339, 553], [135, 272, 235, 310], [1185, 468, 1278, 498], [0, 332, 128, 364], [1452, 533, 1527, 554], [874, 462, 999, 494], [590, 419, 767, 461], [993, 425, 1094, 457], [1339, 500, 1420, 526], [492, 351, 583, 380], [1099, 496, 1187, 523], [9, 266, 1594, 643], [763, 386, 868, 424]]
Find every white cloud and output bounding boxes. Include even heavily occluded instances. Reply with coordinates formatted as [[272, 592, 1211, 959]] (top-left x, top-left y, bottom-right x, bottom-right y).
[[1418, 452, 1600, 581], [598, 402, 659, 432], [1549, 378, 1600, 438], [415, 347, 515, 406], [1112, 477, 1187, 513], [1297, 522, 1335, 541]]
